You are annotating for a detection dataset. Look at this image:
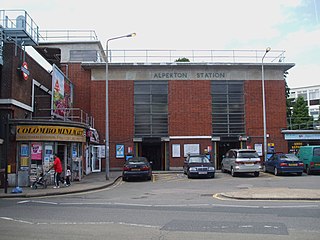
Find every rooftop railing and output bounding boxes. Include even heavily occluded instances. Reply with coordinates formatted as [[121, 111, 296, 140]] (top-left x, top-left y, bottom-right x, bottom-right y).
[[0, 9, 39, 45], [106, 49, 286, 64], [39, 30, 99, 42]]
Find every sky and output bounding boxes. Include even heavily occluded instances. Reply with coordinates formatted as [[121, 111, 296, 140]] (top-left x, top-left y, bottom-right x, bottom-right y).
[[1, 0, 319, 88]]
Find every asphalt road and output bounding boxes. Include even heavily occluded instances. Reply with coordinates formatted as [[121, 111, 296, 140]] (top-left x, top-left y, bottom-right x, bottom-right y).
[[0, 172, 319, 240]]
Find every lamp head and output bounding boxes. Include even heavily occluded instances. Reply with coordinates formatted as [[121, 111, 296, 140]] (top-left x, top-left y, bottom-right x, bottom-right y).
[[127, 33, 136, 38], [266, 47, 271, 53]]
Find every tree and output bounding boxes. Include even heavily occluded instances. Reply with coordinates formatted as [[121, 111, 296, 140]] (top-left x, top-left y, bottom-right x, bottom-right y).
[[175, 57, 190, 62], [284, 72, 292, 124], [291, 96, 313, 129]]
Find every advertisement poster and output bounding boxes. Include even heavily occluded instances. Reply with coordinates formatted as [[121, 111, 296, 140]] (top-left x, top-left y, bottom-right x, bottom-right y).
[[31, 143, 42, 160], [52, 64, 73, 118], [116, 144, 125, 158], [21, 144, 29, 156], [255, 143, 263, 156]]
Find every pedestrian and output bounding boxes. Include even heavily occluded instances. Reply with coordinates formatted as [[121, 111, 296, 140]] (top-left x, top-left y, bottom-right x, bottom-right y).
[[65, 165, 71, 187], [53, 154, 63, 189]]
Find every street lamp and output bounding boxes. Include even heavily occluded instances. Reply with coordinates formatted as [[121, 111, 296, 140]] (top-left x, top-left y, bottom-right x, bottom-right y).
[[105, 33, 136, 180], [261, 47, 271, 163]]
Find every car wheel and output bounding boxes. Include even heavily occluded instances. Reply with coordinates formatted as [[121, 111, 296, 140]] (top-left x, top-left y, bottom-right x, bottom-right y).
[[274, 167, 279, 176], [297, 172, 302, 176], [122, 176, 127, 181], [263, 165, 267, 173], [187, 171, 192, 179], [254, 171, 260, 177], [221, 165, 226, 173], [231, 168, 236, 177]]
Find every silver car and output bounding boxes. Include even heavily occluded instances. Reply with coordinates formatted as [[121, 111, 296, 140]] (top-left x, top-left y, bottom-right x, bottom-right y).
[[221, 149, 261, 177]]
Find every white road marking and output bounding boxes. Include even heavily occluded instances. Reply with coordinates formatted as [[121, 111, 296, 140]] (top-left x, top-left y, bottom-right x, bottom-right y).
[[16, 199, 319, 209], [0, 217, 33, 224]]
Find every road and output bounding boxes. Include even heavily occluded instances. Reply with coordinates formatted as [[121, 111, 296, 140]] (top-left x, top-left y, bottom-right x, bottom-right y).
[[0, 172, 319, 240]]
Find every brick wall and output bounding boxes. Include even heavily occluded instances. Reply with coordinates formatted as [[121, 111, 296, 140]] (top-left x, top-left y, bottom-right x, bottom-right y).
[[109, 80, 134, 168], [168, 80, 212, 136], [169, 139, 212, 168], [245, 80, 287, 153]]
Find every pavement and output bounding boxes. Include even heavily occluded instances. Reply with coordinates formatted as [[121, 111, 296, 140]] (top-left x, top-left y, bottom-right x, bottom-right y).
[[1, 171, 320, 201]]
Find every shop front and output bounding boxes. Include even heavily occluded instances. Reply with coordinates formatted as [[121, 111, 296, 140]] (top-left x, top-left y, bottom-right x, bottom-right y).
[[85, 128, 103, 174], [10, 124, 86, 187], [282, 130, 320, 154]]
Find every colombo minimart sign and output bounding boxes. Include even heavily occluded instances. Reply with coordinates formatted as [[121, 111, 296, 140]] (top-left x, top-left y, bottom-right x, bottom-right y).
[[16, 125, 86, 142]]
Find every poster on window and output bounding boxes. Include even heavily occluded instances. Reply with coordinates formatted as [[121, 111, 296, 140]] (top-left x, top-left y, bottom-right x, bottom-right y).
[[21, 144, 29, 156], [31, 143, 42, 160]]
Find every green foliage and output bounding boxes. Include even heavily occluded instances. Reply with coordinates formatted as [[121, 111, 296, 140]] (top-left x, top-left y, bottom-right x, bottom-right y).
[[175, 57, 190, 62], [291, 96, 313, 129]]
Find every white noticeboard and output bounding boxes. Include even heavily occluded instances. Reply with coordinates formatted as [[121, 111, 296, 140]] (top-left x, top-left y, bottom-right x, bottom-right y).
[[184, 144, 200, 157], [255, 144, 263, 156], [172, 144, 180, 158]]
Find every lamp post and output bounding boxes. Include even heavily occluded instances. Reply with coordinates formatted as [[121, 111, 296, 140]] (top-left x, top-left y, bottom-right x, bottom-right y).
[[261, 47, 271, 162], [105, 33, 136, 180]]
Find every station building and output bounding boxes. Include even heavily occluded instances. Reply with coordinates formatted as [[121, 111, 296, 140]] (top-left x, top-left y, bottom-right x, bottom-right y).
[[1, 10, 296, 188], [35, 41, 294, 171]]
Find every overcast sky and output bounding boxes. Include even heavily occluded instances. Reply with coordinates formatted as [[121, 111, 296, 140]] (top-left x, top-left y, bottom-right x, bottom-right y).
[[1, 0, 319, 88]]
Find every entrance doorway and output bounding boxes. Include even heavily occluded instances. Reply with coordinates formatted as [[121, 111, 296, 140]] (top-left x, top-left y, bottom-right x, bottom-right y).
[[141, 138, 163, 170], [217, 140, 240, 169]]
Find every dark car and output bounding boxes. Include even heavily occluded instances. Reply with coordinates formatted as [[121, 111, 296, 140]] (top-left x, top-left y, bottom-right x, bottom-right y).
[[183, 154, 215, 179], [122, 157, 152, 181], [263, 153, 304, 176]]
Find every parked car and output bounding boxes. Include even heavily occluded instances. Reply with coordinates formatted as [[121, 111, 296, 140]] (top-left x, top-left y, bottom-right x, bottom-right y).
[[296, 146, 320, 174], [221, 149, 261, 177], [122, 157, 152, 181], [183, 154, 215, 179], [263, 153, 304, 176]]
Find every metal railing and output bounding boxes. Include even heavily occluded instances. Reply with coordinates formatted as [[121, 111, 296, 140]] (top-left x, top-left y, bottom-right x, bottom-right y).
[[33, 108, 94, 127], [106, 49, 286, 64], [74, 49, 286, 64], [0, 9, 39, 44], [287, 117, 320, 130], [39, 30, 99, 42]]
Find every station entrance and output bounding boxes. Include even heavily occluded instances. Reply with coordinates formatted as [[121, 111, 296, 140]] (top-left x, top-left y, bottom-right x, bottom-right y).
[[140, 138, 164, 171], [216, 138, 241, 170]]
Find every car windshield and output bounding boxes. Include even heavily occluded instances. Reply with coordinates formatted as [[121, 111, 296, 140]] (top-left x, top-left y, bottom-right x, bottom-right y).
[[128, 158, 148, 164], [238, 151, 259, 158], [189, 156, 210, 163], [279, 154, 299, 161]]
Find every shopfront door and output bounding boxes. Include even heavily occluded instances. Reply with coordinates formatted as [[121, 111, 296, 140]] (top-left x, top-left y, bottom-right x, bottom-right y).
[[91, 146, 101, 172]]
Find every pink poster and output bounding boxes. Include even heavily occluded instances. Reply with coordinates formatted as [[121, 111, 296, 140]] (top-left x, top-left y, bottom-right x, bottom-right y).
[[31, 143, 42, 160]]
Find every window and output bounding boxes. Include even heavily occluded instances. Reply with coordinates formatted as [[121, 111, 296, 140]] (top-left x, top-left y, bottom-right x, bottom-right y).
[[297, 91, 308, 100], [211, 81, 245, 136], [134, 81, 168, 137]]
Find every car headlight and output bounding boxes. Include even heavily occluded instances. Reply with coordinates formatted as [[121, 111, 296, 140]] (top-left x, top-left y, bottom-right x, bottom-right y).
[[189, 167, 197, 172], [208, 167, 215, 171]]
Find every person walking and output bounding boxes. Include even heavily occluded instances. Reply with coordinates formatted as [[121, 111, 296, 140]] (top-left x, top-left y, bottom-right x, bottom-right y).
[[65, 165, 71, 187], [53, 154, 63, 188]]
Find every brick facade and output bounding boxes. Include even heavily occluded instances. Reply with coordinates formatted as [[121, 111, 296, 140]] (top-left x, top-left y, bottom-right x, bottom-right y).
[[168, 80, 212, 136], [245, 80, 287, 153]]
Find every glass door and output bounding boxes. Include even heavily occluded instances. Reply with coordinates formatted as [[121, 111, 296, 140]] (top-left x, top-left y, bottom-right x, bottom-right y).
[[91, 146, 101, 172]]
